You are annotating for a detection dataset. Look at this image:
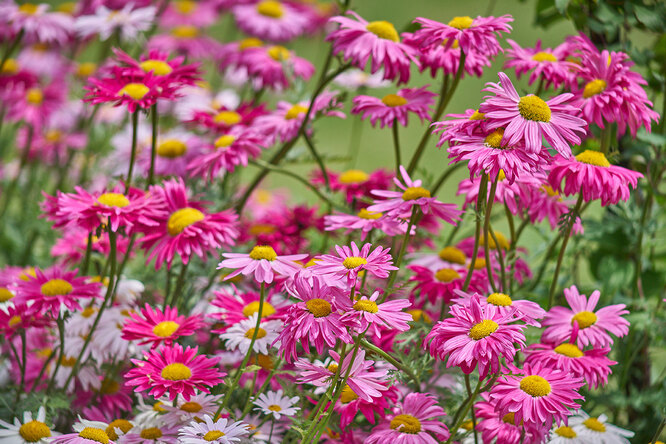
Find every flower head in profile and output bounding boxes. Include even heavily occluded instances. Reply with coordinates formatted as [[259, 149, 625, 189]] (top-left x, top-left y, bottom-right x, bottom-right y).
[[161, 0, 220, 28], [351, 86, 436, 128], [209, 285, 287, 329], [233, 1, 311, 43], [253, 390, 300, 420], [0, 406, 55, 444], [122, 304, 203, 349], [454, 290, 546, 327], [148, 26, 223, 60], [504, 39, 577, 89], [178, 414, 250, 444], [218, 245, 306, 284], [313, 241, 397, 283], [51, 428, 114, 444], [433, 108, 488, 146]]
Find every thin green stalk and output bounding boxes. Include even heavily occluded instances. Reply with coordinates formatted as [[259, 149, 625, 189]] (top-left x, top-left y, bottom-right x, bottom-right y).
[[147, 104, 158, 188], [46, 316, 66, 394], [240, 358, 283, 419], [649, 417, 665, 444], [125, 111, 139, 193], [0, 125, 33, 219], [360, 339, 420, 388], [488, 223, 507, 292], [634, 189, 653, 299], [528, 232, 562, 292], [169, 261, 190, 309], [599, 125, 613, 155], [82, 232, 93, 275], [462, 175, 488, 291], [445, 376, 484, 444], [464, 374, 479, 444], [14, 329, 27, 405], [391, 119, 401, 175], [382, 207, 419, 302], [31, 344, 58, 394], [483, 176, 499, 293], [302, 132, 330, 191]]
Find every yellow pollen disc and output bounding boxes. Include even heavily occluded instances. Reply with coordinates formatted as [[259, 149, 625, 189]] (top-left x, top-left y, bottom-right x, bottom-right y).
[[161, 363, 192, 381], [0, 287, 14, 302], [402, 186, 431, 201], [40, 279, 73, 297], [214, 110, 242, 125], [583, 79, 607, 98], [554, 343, 584, 358], [484, 128, 505, 149], [502, 412, 516, 424], [469, 319, 499, 340], [469, 109, 485, 120], [267, 46, 290, 61], [61, 356, 77, 367], [243, 301, 276, 318], [77, 62, 97, 77], [381, 94, 408, 107], [203, 431, 225, 441], [18, 420, 51, 442], [1, 58, 19, 74], [342, 256, 368, 269], [532, 51, 557, 62], [256, 0, 284, 18], [519, 375, 551, 397], [441, 38, 460, 49], [487, 292, 513, 306], [554, 426, 577, 438], [571, 310, 597, 329], [106, 419, 132, 441], [461, 420, 474, 431], [175, 0, 196, 14], [497, 169, 507, 181], [327, 363, 339, 373], [268, 404, 282, 412], [167, 208, 205, 236], [171, 26, 198, 38], [139, 60, 173, 76], [541, 185, 559, 197], [152, 321, 180, 338], [157, 139, 187, 158], [582, 417, 606, 432], [448, 16, 474, 29], [575, 150, 610, 167], [214, 135, 236, 149], [389, 414, 422, 434], [340, 385, 359, 403], [245, 327, 267, 339], [306, 298, 332, 318], [339, 169, 369, 184], [153, 402, 166, 412], [518, 95, 551, 122], [480, 231, 510, 250], [180, 401, 202, 413], [9, 315, 21, 328], [36, 348, 51, 358], [239, 38, 263, 50], [434, 268, 460, 283], [357, 208, 382, 219], [438, 246, 467, 265], [249, 223, 276, 235], [99, 379, 120, 394], [408, 309, 432, 323], [19, 4, 39, 14], [285, 104, 308, 120], [45, 129, 62, 143], [254, 354, 273, 370], [353, 299, 379, 313], [119, 83, 149, 100], [20, 267, 37, 281], [249, 245, 278, 261], [26, 88, 43, 105], [78, 427, 110, 444], [140, 427, 163, 439], [366, 20, 400, 42], [97, 192, 130, 208]]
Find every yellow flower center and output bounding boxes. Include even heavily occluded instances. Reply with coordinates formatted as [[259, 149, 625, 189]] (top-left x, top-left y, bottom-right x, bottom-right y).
[[203, 431, 225, 441], [256, 0, 283, 18], [61, 356, 77, 367], [389, 414, 422, 434], [554, 343, 584, 358], [327, 363, 339, 374], [267, 46, 290, 61], [214, 135, 236, 149], [340, 385, 359, 403], [575, 150, 610, 167], [306, 298, 332, 318], [180, 401, 202, 413], [571, 310, 597, 329], [532, 51, 557, 62], [434, 268, 460, 283], [1, 58, 19, 74], [167, 208, 205, 236], [76, 62, 97, 77], [99, 379, 120, 394], [469, 319, 499, 340], [285, 104, 308, 120], [583, 79, 607, 98], [243, 301, 276, 318], [480, 231, 510, 250], [239, 38, 263, 50], [153, 402, 166, 412], [441, 38, 459, 49], [0, 287, 14, 302], [214, 110, 242, 125], [26, 88, 43, 105], [339, 169, 369, 184], [402, 186, 431, 201], [171, 26, 198, 38], [106, 419, 133, 441], [152, 321, 180, 338], [98, 192, 130, 208], [18, 421, 51, 442], [19, 4, 40, 14], [19, 267, 37, 281], [461, 420, 474, 431], [582, 417, 606, 432], [342, 256, 367, 269], [408, 309, 432, 323], [357, 208, 382, 219], [469, 110, 485, 120], [119, 83, 149, 100], [139, 60, 173, 76], [554, 426, 577, 438], [157, 139, 188, 158], [484, 128, 505, 149], [502, 412, 516, 424], [9, 315, 21, 328], [175, 0, 196, 14], [78, 427, 110, 444], [40, 279, 73, 297], [161, 363, 192, 381], [541, 185, 559, 197], [487, 292, 513, 306], [448, 16, 474, 29], [140, 427, 163, 439], [438, 246, 466, 265], [366, 21, 400, 42], [245, 327, 267, 339], [518, 95, 551, 122], [381, 94, 407, 107], [45, 129, 62, 143], [353, 299, 379, 313], [268, 404, 282, 411], [253, 354, 273, 370], [249, 245, 278, 261], [249, 223, 276, 235], [519, 375, 551, 397]]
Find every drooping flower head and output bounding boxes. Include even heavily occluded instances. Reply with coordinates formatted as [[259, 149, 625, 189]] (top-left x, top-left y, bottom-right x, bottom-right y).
[[351, 86, 436, 128], [121, 304, 203, 349], [324, 209, 407, 241], [218, 245, 307, 284], [234, 45, 315, 91], [408, 264, 486, 307]]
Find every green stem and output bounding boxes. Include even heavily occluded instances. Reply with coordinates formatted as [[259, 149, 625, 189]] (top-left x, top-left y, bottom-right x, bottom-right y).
[[125, 111, 139, 193], [599, 125, 613, 155], [46, 316, 66, 394], [464, 374, 479, 444], [445, 375, 483, 444], [147, 104, 158, 188], [169, 261, 190, 309], [360, 339, 420, 388], [14, 329, 27, 405], [483, 175, 499, 293], [302, 132, 330, 191], [240, 358, 283, 419], [0, 125, 33, 220], [649, 417, 665, 444], [391, 119, 401, 175], [382, 207, 419, 302], [82, 232, 93, 275], [488, 223, 507, 293], [462, 175, 488, 291]]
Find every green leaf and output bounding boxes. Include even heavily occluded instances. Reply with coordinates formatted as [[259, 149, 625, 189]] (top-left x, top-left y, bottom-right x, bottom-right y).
[[634, 4, 665, 31], [554, 0, 570, 14]]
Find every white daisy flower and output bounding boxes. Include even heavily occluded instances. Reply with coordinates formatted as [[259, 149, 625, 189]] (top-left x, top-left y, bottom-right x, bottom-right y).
[[547, 423, 595, 443], [237, 412, 285, 444], [161, 392, 222, 427], [0, 406, 58, 443], [569, 411, 634, 444], [178, 415, 250, 444], [219, 314, 282, 355], [253, 390, 300, 420], [333, 69, 391, 90], [75, 3, 156, 42], [114, 278, 145, 305]]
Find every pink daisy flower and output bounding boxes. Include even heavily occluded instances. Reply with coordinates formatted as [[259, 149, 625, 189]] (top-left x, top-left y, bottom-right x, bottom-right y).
[[51, 428, 116, 444], [209, 285, 288, 329], [122, 304, 204, 349], [475, 393, 546, 444], [0, 302, 50, 336], [113, 48, 201, 90], [324, 209, 407, 241], [160, 0, 219, 27], [542, 285, 630, 348], [520, 178, 584, 234], [367, 392, 450, 444], [368, 166, 463, 224], [453, 290, 546, 327], [433, 108, 488, 146], [275, 274, 353, 362], [340, 291, 412, 336], [335, 386, 398, 430], [4, 78, 66, 129], [125, 343, 225, 401], [311, 168, 393, 204], [425, 294, 526, 377], [148, 27, 223, 60], [326, 12, 419, 85], [312, 241, 397, 283], [13, 266, 101, 318], [489, 362, 584, 427], [480, 72, 587, 157], [548, 150, 643, 206], [119, 424, 180, 444], [218, 245, 307, 284], [84, 70, 179, 113], [351, 86, 436, 128], [238, 45, 315, 91], [140, 178, 239, 269], [0, 2, 73, 45], [188, 101, 268, 134], [232, 1, 311, 43], [138, 129, 204, 179], [504, 39, 578, 89], [408, 264, 486, 307]]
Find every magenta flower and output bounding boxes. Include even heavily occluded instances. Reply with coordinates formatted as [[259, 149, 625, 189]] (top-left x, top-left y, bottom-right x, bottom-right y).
[[453, 290, 546, 327], [542, 285, 629, 348], [312, 168, 393, 204], [433, 108, 488, 146], [475, 393, 545, 443], [84, 70, 179, 113], [313, 241, 397, 283], [489, 362, 584, 427], [4, 79, 66, 129], [324, 209, 407, 241], [341, 291, 412, 336], [218, 245, 307, 284], [335, 386, 398, 430], [160, 0, 219, 27], [122, 304, 204, 349], [139, 130, 204, 179], [0, 2, 73, 45], [480, 72, 587, 157], [520, 178, 584, 234], [504, 39, 578, 89], [125, 343, 225, 401], [367, 392, 449, 444], [408, 264, 486, 306], [326, 12, 418, 85], [548, 151, 643, 206], [209, 285, 288, 329], [237, 45, 315, 91], [351, 86, 436, 128], [148, 27, 223, 60], [368, 166, 463, 224], [113, 48, 201, 90], [425, 294, 526, 377], [232, 1, 311, 43], [404, 32, 492, 78]]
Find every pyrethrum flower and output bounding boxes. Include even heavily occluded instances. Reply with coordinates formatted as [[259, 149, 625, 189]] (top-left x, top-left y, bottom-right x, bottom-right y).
[[568, 411, 634, 444], [324, 209, 407, 241], [74, 3, 156, 42], [351, 86, 436, 128], [237, 45, 315, 91], [178, 415, 250, 444], [51, 428, 115, 444], [84, 71, 179, 113], [233, 1, 311, 43], [312, 241, 397, 283], [121, 304, 203, 348], [218, 245, 307, 284], [253, 390, 300, 420], [220, 313, 282, 354], [0, 406, 55, 444], [453, 290, 546, 327], [504, 39, 577, 89], [0, 2, 73, 45], [340, 291, 412, 336]]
